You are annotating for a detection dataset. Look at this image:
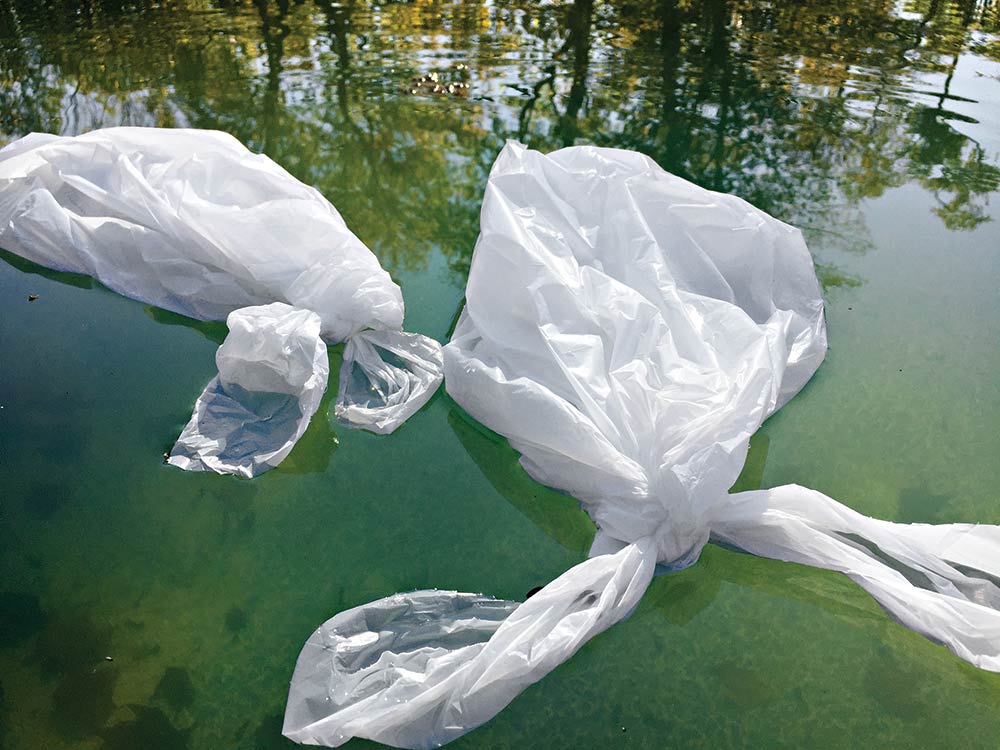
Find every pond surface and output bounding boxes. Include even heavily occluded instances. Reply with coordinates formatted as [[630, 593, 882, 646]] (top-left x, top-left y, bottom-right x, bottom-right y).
[[1, 1, 1000, 748]]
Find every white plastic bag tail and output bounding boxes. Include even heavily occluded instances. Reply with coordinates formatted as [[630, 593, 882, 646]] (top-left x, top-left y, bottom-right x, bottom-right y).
[[335, 329, 444, 435], [0, 128, 443, 473], [168, 303, 328, 478], [283, 540, 655, 749], [285, 142, 1000, 748], [712, 485, 1000, 671]]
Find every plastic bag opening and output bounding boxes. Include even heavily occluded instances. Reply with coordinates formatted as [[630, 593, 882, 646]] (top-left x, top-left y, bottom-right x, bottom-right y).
[[334, 329, 444, 435], [168, 303, 329, 478]]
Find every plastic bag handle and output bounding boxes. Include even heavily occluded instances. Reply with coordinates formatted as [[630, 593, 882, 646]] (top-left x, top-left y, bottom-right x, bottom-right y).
[[283, 538, 656, 748], [710, 484, 1000, 671]]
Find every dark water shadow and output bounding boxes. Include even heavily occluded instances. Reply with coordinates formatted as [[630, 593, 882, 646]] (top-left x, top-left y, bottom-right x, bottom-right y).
[[144, 306, 229, 345], [0, 591, 48, 647], [0, 247, 95, 289], [898, 485, 953, 523], [152, 666, 196, 714], [225, 607, 249, 636], [276, 366, 340, 475], [713, 659, 782, 711], [21, 480, 71, 520], [447, 399, 596, 556], [52, 663, 118, 740], [33, 613, 112, 679], [250, 712, 300, 749], [23, 611, 120, 741], [645, 541, 889, 630], [0, 680, 6, 748], [728, 433, 769, 494], [100, 705, 190, 750]]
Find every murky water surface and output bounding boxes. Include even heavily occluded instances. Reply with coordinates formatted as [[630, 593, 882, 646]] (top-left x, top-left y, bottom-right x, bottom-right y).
[[1, 1, 999, 748]]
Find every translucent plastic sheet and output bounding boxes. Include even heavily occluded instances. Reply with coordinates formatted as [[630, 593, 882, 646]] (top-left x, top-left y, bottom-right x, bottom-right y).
[[285, 142, 1000, 748], [0, 128, 443, 474]]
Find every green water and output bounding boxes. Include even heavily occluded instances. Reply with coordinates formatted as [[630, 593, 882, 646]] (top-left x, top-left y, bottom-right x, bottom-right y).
[[1, 1, 999, 748]]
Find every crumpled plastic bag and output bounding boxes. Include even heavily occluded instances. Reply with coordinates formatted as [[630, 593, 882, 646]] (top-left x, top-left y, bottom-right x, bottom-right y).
[[168, 303, 328, 478], [0, 128, 443, 475], [334, 329, 445, 435], [284, 142, 1000, 749]]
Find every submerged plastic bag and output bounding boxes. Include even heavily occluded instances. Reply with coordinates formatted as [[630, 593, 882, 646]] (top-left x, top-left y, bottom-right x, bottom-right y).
[[0, 128, 442, 475], [284, 143, 1000, 748]]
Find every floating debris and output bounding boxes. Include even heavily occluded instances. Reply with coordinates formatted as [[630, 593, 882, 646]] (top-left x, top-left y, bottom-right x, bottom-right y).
[[404, 64, 471, 98]]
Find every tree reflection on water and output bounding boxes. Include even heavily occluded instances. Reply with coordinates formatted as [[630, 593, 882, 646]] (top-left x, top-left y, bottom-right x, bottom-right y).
[[1, 0, 998, 281]]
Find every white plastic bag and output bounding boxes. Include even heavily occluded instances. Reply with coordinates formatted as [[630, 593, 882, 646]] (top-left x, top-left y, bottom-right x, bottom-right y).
[[284, 142, 1000, 748], [334, 329, 445, 435], [0, 128, 443, 475], [168, 303, 329, 478]]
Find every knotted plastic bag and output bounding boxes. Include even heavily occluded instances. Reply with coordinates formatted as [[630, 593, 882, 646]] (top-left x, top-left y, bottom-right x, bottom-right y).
[[0, 128, 442, 475], [284, 142, 1000, 748]]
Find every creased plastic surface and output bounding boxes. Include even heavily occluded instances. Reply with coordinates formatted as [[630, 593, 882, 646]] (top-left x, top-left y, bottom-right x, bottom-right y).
[[335, 329, 444, 435], [168, 303, 328, 478], [285, 142, 1000, 748], [0, 128, 443, 472], [283, 540, 654, 749], [0, 127, 401, 340]]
